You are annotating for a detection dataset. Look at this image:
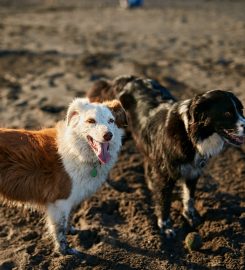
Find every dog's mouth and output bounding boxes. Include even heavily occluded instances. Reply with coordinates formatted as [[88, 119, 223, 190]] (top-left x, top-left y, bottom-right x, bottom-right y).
[[87, 135, 111, 164], [222, 129, 244, 146]]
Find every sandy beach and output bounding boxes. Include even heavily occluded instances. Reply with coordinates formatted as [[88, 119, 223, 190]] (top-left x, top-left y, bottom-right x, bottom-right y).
[[0, 1, 244, 269]]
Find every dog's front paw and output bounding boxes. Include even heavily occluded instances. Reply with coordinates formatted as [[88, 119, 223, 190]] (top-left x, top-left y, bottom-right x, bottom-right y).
[[163, 227, 176, 238], [64, 247, 82, 256], [182, 208, 201, 228], [158, 219, 176, 238], [57, 240, 81, 256], [59, 244, 81, 256]]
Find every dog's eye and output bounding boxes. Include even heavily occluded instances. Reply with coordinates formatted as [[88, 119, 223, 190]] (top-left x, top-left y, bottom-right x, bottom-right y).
[[108, 118, 114, 124], [86, 118, 96, 124], [224, 112, 232, 118]]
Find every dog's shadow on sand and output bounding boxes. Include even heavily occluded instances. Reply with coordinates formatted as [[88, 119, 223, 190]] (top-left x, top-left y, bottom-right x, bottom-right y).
[[202, 192, 244, 222], [62, 238, 210, 270], [104, 142, 244, 269]]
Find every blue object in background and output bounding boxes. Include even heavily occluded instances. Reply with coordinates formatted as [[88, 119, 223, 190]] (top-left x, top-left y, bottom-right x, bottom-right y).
[[120, 0, 144, 8], [128, 0, 143, 7]]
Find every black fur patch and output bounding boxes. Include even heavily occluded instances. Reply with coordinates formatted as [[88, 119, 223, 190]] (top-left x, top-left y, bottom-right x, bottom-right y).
[[87, 76, 245, 234]]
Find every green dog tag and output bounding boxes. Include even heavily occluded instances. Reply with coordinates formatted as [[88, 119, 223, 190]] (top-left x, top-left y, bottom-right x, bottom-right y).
[[90, 167, 97, 177]]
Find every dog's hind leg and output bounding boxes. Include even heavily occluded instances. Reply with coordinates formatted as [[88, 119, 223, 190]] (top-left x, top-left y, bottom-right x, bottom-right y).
[[156, 178, 176, 238], [46, 200, 79, 255], [145, 161, 176, 238], [182, 178, 201, 227]]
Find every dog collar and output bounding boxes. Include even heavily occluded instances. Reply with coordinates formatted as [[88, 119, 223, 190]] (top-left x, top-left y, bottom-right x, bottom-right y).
[[90, 166, 97, 177], [90, 161, 101, 177]]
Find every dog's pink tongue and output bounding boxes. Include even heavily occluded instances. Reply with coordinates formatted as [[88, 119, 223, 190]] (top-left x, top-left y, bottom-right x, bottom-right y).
[[96, 142, 111, 164]]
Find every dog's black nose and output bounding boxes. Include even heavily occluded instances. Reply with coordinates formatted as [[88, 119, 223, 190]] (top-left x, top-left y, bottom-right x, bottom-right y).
[[103, 132, 113, 141]]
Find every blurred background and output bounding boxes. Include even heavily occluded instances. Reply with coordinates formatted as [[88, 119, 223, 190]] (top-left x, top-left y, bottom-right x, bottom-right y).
[[1, 0, 244, 128], [0, 1, 244, 269]]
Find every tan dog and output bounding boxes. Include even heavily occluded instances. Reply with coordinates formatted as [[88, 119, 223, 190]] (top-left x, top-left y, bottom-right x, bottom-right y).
[[0, 98, 127, 255]]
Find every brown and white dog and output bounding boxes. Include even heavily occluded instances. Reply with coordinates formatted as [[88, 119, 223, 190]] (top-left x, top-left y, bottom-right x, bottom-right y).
[[0, 98, 126, 255], [88, 75, 245, 237]]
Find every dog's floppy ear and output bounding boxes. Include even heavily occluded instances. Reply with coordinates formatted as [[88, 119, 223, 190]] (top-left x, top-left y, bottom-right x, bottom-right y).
[[66, 98, 89, 126], [189, 95, 211, 125], [67, 109, 79, 126], [118, 90, 135, 110], [104, 99, 128, 128]]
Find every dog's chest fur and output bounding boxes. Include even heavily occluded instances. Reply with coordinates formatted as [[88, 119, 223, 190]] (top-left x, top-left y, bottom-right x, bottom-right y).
[[57, 121, 121, 207], [63, 158, 114, 207], [130, 99, 223, 179]]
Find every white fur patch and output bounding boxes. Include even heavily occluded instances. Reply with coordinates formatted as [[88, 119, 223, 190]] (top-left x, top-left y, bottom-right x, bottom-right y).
[[236, 117, 245, 136], [178, 99, 191, 131], [157, 218, 176, 238], [55, 99, 123, 228], [196, 133, 224, 157], [231, 98, 245, 136], [182, 182, 190, 212]]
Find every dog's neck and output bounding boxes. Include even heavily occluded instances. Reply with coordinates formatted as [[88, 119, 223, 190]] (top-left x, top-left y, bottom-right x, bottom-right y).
[[178, 100, 224, 159], [56, 121, 98, 165], [196, 133, 224, 158]]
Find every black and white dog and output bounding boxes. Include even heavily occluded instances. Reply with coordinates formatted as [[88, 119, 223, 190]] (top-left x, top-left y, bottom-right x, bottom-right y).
[[88, 76, 245, 237]]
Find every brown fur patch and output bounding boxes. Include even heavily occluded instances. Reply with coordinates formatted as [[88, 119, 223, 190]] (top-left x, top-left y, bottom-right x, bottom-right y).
[[88, 80, 112, 103], [0, 128, 71, 205], [104, 100, 128, 128], [87, 76, 136, 103]]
